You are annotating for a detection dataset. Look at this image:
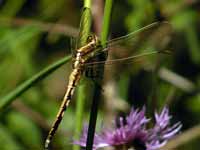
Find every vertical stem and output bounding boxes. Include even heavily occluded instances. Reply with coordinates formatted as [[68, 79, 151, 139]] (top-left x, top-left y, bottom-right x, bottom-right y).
[[86, 0, 113, 150], [86, 84, 101, 150], [73, 84, 87, 150], [84, 0, 92, 8], [73, 1, 92, 150], [101, 0, 113, 46]]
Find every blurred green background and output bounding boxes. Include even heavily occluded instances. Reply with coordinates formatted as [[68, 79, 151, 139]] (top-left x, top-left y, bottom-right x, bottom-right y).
[[0, 0, 200, 150]]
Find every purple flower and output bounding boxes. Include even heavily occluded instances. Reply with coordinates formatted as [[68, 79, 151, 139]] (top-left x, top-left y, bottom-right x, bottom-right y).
[[146, 107, 182, 150], [74, 125, 109, 150], [74, 106, 182, 150], [101, 107, 150, 147]]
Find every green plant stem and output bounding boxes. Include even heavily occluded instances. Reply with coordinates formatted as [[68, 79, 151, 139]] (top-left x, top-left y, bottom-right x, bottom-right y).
[[101, 0, 113, 46], [0, 55, 71, 111], [73, 1, 92, 150], [84, 0, 91, 8], [73, 82, 87, 150], [86, 0, 113, 150]]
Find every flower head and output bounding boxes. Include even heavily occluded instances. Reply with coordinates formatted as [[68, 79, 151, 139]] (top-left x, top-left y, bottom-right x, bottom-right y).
[[102, 107, 150, 148], [73, 125, 109, 150], [146, 107, 182, 150], [74, 106, 182, 150]]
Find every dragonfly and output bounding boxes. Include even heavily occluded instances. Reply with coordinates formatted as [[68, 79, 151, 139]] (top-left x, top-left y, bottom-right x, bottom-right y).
[[44, 21, 172, 149]]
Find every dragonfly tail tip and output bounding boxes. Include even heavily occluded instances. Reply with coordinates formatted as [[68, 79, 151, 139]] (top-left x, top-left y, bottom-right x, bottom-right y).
[[45, 139, 50, 150]]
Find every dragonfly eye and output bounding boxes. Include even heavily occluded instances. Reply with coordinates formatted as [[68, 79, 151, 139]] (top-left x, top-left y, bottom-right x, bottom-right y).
[[87, 35, 94, 43]]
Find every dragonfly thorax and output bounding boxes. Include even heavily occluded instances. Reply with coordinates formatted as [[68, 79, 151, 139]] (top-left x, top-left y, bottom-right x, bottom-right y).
[[72, 54, 85, 69], [87, 35, 101, 47], [77, 35, 101, 55]]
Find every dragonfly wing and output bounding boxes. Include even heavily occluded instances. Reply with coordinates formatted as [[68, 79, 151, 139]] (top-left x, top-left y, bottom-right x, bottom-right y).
[[105, 21, 173, 60], [106, 22, 171, 46], [85, 21, 173, 67]]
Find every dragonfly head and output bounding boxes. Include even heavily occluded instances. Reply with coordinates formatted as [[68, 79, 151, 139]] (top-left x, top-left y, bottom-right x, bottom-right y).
[[87, 35, 101, 48]]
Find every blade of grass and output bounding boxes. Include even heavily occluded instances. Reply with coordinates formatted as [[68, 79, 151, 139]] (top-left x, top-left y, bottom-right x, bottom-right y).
[[0, 55, 71, 111]]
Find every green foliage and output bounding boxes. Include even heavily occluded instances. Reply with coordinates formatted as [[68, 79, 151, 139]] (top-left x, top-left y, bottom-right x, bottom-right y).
[[6, 111, 42, 150], [38, 0, 66, 19], [0, 0, 25, 17], [0, 25, 40, 95], [0, 0, 200, 150], [171, 10, 197, 30], [126, 0, 154, 31], [187, 94, 200, 116], [171, 9, 200, 65], [0, 124, 22, 150]]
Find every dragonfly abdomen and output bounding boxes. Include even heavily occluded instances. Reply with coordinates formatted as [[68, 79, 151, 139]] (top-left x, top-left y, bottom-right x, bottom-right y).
[[45, 66, 83, 149], [63, 67, 83, 104]]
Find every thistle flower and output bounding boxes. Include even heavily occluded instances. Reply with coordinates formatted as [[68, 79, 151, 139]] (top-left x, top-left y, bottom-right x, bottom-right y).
[[73, 125, 109, 150], [146, 107, 182, 150], [74, 107, 182, 150]]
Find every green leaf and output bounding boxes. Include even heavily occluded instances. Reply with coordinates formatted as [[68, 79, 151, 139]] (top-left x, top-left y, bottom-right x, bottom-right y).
[[0, 55, 71, 110]]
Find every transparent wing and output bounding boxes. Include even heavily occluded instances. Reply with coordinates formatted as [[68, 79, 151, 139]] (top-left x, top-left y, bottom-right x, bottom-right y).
[[106, 22, 171, 49], [84, 21, 173, 80], [85, 21, 173, 67]]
